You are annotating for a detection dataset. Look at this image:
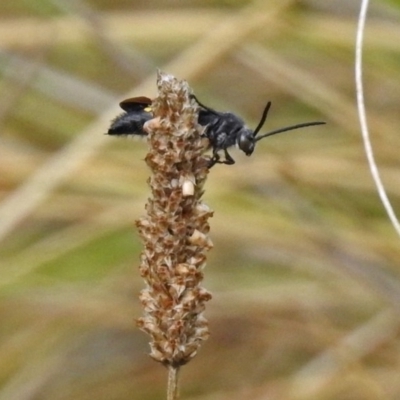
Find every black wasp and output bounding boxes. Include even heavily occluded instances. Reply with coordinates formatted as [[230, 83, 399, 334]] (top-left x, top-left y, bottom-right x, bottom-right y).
[[108, 95, 325, 168]]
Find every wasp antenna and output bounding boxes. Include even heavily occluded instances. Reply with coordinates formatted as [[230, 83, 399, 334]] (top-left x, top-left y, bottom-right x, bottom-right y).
[[253, 102, 272, 137], [191, 95, 220, 116], [255, 121, 326, 142]]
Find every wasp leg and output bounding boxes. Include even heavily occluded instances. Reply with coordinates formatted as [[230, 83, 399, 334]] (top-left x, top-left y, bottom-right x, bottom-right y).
[[207, 149, 236, 168], [208, 152, 221, 168], [223, 149, 235, 165]]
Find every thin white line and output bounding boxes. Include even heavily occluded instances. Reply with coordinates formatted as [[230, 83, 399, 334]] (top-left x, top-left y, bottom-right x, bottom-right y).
[[355, 0, 400, 237]]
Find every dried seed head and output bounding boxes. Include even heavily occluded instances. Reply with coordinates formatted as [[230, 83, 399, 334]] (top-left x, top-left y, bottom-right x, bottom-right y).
[[188, 229, 208, 246], [143, 117, 161, 134], [136, 71, 213, 367]]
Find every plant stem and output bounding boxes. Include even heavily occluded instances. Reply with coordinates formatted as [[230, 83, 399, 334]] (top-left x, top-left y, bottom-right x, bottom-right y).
[[167, 366, 180, 400]]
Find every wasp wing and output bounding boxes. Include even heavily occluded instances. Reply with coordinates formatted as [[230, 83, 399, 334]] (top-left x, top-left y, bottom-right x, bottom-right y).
[[119, 96, 153, 112]]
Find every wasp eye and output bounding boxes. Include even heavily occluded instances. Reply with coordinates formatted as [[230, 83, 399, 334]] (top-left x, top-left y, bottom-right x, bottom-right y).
[[238, 131, 255, 155]]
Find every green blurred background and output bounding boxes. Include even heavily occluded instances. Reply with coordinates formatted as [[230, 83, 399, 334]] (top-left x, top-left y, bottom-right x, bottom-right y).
[[1, 1, 400, 399]]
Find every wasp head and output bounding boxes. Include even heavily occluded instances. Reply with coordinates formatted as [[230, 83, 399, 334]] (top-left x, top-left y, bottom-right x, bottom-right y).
[[238, 128, 256, 156], [237, 102, 271, 156]]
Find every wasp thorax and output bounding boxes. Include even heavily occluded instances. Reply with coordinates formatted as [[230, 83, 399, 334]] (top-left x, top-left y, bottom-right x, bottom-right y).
[[238, 129, 255, 156]]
